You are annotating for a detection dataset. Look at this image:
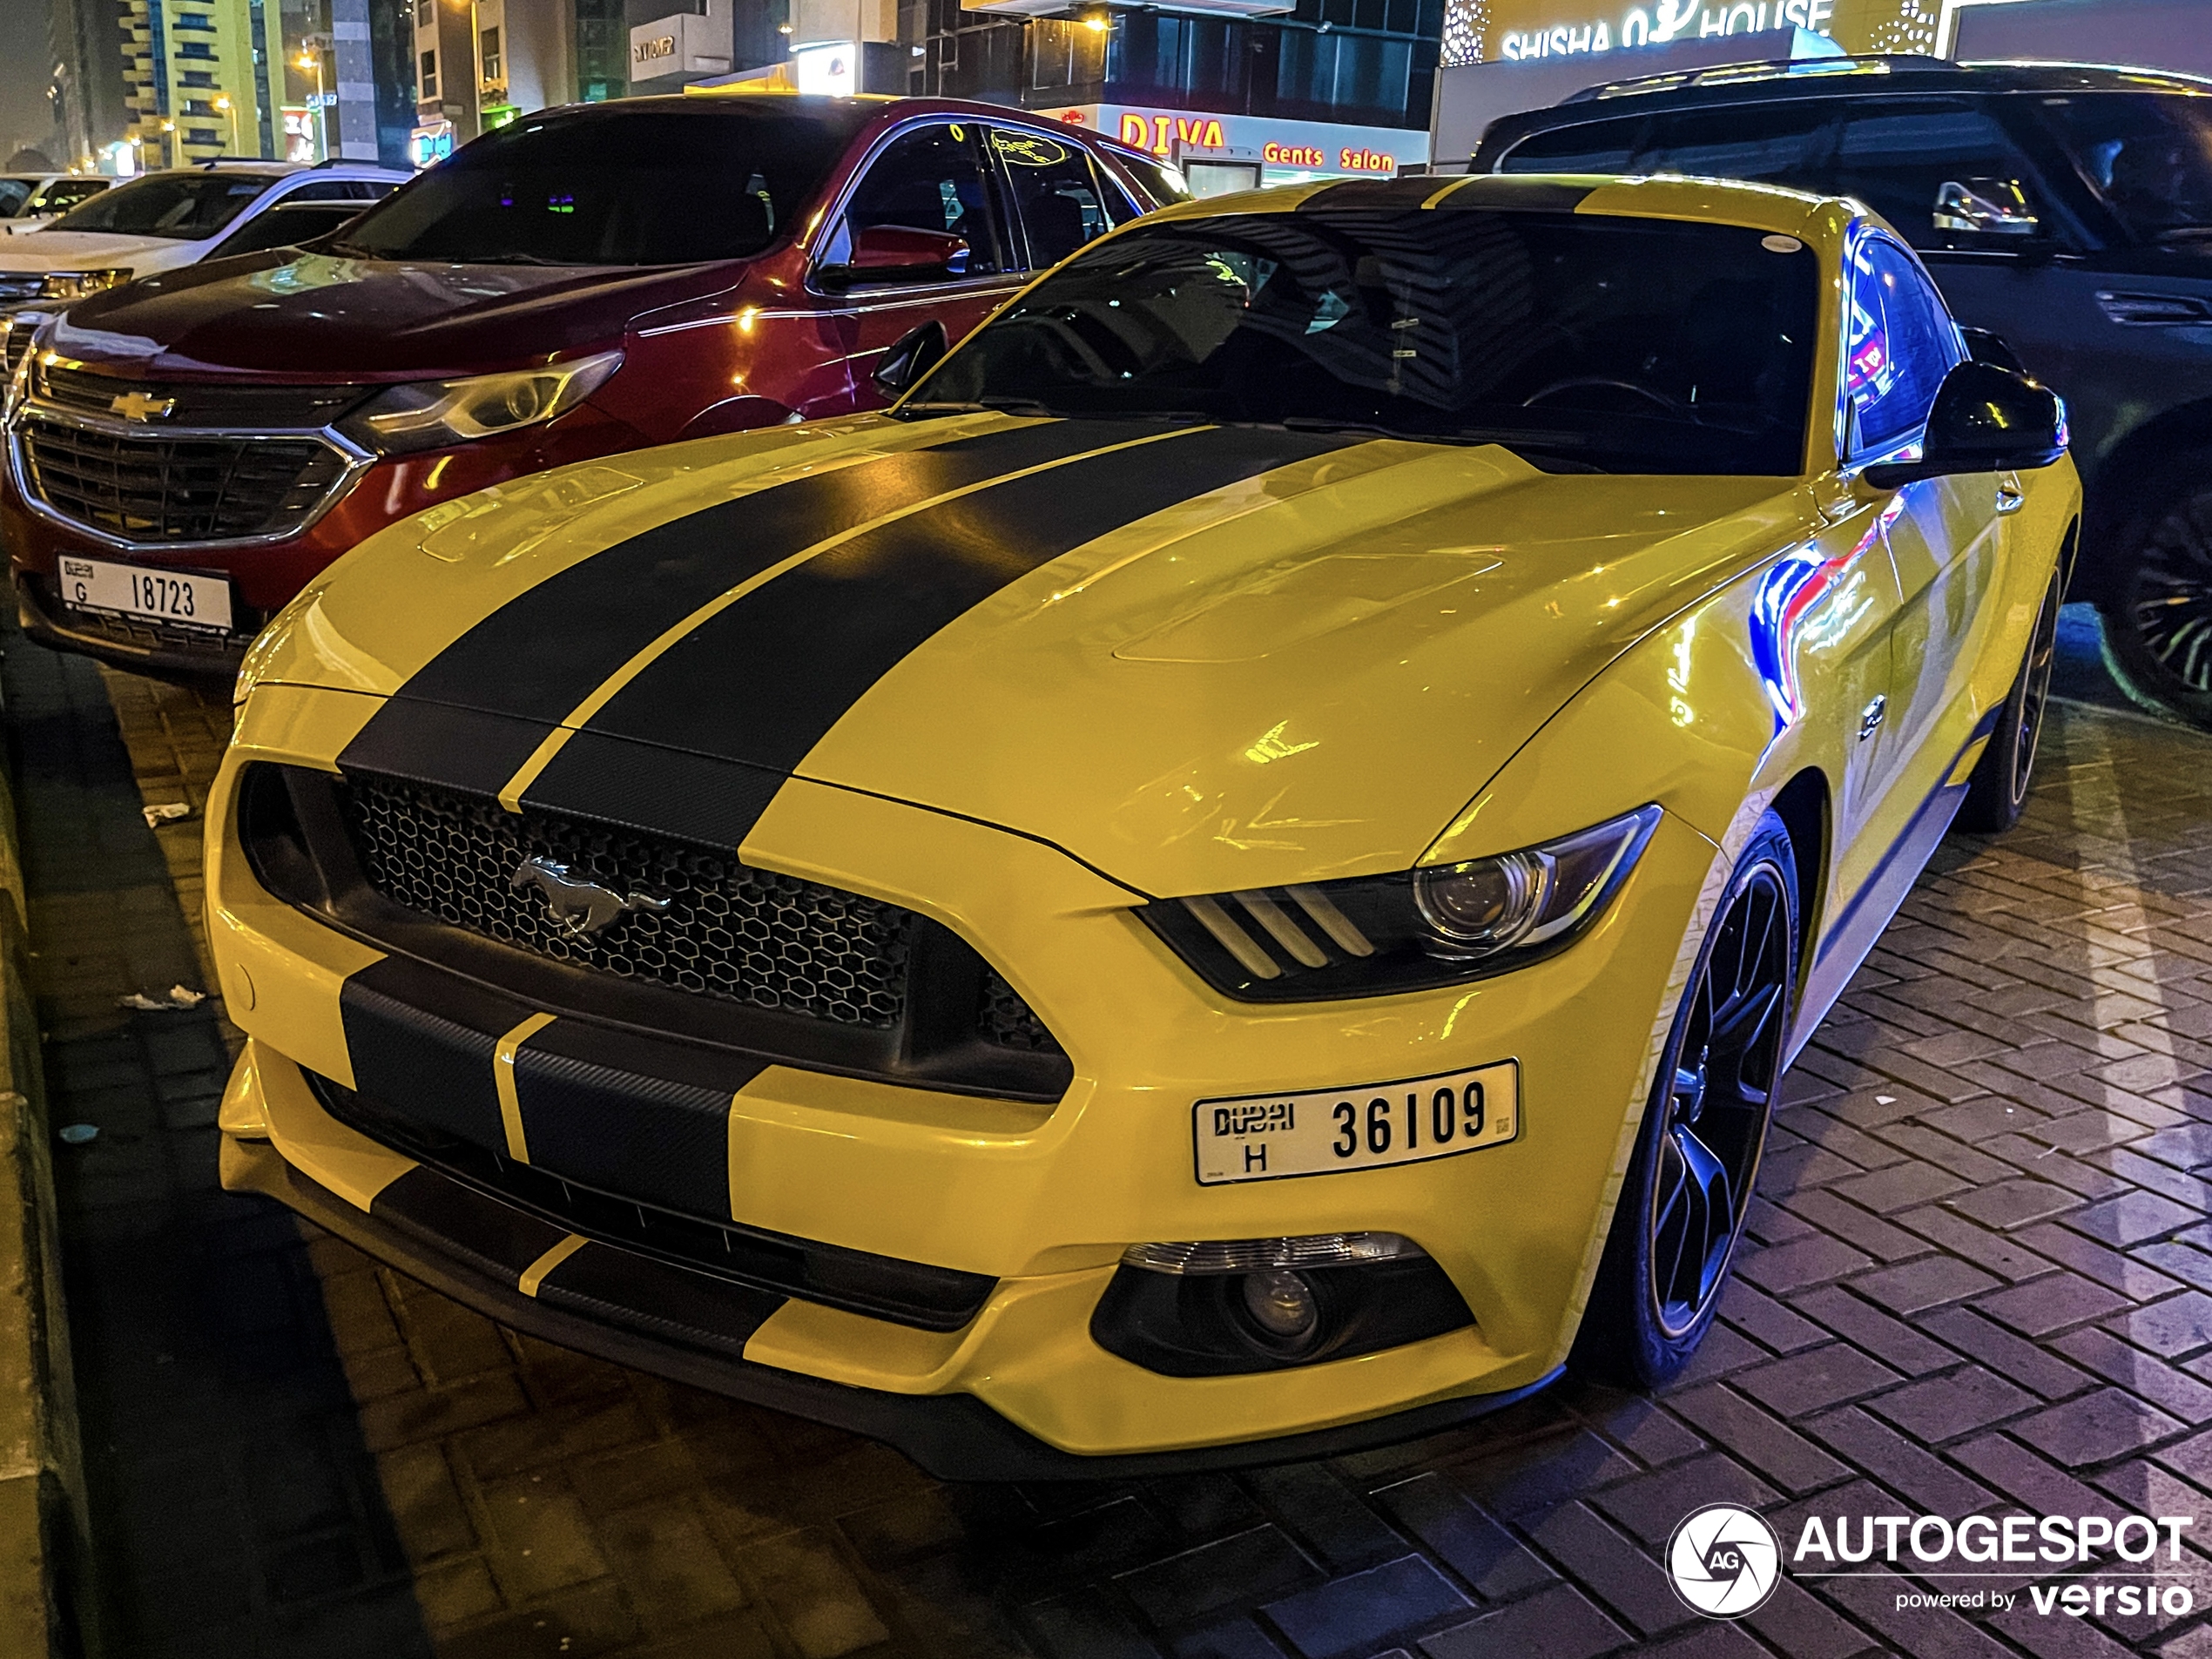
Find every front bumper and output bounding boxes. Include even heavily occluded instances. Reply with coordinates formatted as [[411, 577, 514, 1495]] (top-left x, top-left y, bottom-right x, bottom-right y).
[[210, 681, 1724, 1466]]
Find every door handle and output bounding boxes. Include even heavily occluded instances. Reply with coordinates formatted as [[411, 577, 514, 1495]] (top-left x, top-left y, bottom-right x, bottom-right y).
[[1858, 695, 1887, 742], [1995, 474, 2025, 516]]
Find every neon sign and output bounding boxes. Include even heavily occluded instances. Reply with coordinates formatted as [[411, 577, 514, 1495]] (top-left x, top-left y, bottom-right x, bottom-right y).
[[1494, 0, 1835, 60]]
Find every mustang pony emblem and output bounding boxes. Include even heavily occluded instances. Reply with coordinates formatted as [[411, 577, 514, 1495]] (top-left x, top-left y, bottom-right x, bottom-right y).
[[510, 855, 670, 939]]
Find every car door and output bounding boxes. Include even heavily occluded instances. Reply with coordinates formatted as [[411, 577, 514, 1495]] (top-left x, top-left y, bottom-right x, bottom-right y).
[[814, 120, 1025, 412], [1843, 233, 2003, 820]]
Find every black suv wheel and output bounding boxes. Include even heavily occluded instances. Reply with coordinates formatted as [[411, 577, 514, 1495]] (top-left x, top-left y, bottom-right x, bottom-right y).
[[2100, 448, 2212, 727]]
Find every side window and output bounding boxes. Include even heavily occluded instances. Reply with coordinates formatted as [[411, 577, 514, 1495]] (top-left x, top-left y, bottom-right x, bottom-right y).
[[1499, 117, 1642, 174], [284, 180, 361, 202], [1632, 104, 1831, 185], [989, 127, 1114, 270], [1831, 103, 2048, 250], [1846, 238, 1961, 459], [0, 182, 27, 219], [821, 124, 1004, 278], [42, 180, 107, 212]]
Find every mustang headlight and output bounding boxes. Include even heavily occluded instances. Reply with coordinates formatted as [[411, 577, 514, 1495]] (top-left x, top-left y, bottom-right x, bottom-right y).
[[1144, 805, 1662, 1001], [41, 268, 132, 301], [334, 349, 622, 457]]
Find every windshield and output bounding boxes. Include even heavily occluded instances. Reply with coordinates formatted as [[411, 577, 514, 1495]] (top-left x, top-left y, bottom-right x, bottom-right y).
[[2042, 93, 2212, 242], [331, 105, 861, 266], [47, 171, 280, 239], [910, 208, 1820, 475]]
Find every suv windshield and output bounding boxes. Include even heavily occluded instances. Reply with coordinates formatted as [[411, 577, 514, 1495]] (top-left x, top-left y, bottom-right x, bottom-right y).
[[2041, 93, 2212, 242], [47, 172, 280, 239], [330, 105, 861, 266], [910, 208, 1820, 475]]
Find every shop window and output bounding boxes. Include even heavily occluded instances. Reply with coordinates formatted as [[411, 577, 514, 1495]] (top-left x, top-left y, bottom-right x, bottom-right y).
[[1845, 238, 1959, 459], [1830, 103, 2046, 250], [989, 127, 1114, 269], [825, 124, 1005, 276]]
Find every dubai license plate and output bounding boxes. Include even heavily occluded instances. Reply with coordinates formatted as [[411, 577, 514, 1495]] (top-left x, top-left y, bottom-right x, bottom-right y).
[[1193, 1061, 1520, 1186], [57, 556, 233, 633]]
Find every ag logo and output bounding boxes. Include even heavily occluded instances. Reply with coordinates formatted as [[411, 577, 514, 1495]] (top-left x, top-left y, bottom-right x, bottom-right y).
[[1666, 1504, 1781, 1618]]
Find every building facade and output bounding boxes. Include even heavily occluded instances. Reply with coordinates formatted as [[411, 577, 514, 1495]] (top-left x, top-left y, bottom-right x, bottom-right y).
[[49, 0, 138, 168], [409, 0, 633, 162], [122, 0, 286, 165]]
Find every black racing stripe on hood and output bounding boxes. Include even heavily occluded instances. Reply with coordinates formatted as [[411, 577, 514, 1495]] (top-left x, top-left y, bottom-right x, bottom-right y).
[[340, 954, 531, 1156], [516, 734, 785, 849], [354, 418, 1135, 735], [536, 426, 1352, 788], [1431, 178, 1597, 213], [338, 699, 557, 799], [1296, 176, 1455, 212]]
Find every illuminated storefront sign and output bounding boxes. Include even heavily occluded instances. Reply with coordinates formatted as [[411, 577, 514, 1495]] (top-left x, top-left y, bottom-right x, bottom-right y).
[[1445, 0, 1947, 67], [1043, 104, 1430, 178]]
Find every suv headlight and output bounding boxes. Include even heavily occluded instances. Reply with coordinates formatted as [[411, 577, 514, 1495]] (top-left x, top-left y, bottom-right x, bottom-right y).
[[1143, 805, 1661, 1001], [334, 349, 623, 457], [41, 268, 132, 301]]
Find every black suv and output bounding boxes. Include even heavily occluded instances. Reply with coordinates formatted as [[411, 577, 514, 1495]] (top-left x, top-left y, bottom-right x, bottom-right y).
[[1474, 59, 2212, 725]]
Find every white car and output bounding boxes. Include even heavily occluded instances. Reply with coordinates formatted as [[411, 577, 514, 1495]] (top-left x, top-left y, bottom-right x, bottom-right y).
[[0, 162, 408, 315], [0, 174, 112, 233]]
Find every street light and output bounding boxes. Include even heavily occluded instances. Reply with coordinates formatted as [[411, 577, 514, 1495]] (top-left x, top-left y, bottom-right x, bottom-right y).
[[213, 92, 238, 154]]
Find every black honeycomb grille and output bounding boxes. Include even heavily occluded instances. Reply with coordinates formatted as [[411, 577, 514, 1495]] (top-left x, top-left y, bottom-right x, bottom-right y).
[[339, 774, 915, 1028], [980, 968, 1057, 1052]]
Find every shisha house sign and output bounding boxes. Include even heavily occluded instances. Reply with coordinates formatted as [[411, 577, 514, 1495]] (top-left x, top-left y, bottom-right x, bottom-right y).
[[1497, 0, 1836, 58]]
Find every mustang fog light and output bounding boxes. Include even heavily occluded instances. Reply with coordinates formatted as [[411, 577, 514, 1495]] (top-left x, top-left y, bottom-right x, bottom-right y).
[[1092, 1232, 1472, 1378], [1241, 1270, 1320, 1344]]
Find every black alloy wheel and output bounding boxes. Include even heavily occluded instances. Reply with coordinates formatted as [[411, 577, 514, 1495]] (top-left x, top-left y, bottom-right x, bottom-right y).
[[2099, 451, 2212, 728], [1958, 566, 2061, 835], [1573, 813, 1798, 1388]]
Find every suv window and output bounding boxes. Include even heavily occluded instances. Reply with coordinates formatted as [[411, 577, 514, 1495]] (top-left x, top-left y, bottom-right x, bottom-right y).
[[332, 107, 856, 266], [822, 122, 1006, 277], [1846, 237, 1959, 459], [1499, 117, 1643, 173], [1831, 102, 2048, 250], [0, 180, 29, 218], [989, 126, 1116, 270], [1635, 104, 1832, 185], [2039, 92, 2212, 245], [284, 179, 391, 202], [38, 179, 108, 213], [47, 172, 280, 239]]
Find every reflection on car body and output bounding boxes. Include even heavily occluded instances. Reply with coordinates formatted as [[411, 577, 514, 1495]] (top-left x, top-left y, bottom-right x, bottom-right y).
[[203, 172, 2076, 1476]]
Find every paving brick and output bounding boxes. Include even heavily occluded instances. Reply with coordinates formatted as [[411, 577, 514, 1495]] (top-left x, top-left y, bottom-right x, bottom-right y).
[[2014, 1387, 2188, 1469], [1116, 1527, 1320, 1629], [2015, 1220, 2189, 1299], [1946, 1179, 2084, 1231], [1259, 1555, 1469, 1659], [1588, 1455, 1779, 1543], [2050, 1326, 2212, 1420], [1371, 1475, 1555, 1603], [1666, 1386, 1848, 1496], [1897, 1204, 2060, 1280], [1792, 1285, 1959, 1376], [1245, 1464, 1406, 1574], [1418, 1583, 1629, 1659], [1525, 1500, 1690, 1638], [1735, 1234, 1874, 1296], [1783, 1189, 1932, 1263], [1804, 1406, 1996, 1518], [2068, 1191, 2207, 1249], [1865, 1366, 2036, 1443], [1851, 1254, 2003, 1313], [1734, 1344, 1905, 1419], [1917, 1306, 2095, 1400], [1978, 1273, 2136, 1337], [733, 1529, 890, 1659]]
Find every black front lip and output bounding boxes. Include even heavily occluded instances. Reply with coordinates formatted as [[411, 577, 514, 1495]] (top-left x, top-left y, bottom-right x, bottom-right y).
[[221, 1133, 1561, 1481]]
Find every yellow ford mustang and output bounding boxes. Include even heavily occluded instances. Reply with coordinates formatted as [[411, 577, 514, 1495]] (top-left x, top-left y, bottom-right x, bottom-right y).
[[206, 173, 2074, 1477]]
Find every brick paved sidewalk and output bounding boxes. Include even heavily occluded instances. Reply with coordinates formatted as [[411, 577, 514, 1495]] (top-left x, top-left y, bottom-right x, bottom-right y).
[[19, 637, 2212, 1659]]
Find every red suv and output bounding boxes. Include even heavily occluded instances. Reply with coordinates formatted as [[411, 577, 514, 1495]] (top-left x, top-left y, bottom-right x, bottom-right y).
[[0, 95, 1182, 677]]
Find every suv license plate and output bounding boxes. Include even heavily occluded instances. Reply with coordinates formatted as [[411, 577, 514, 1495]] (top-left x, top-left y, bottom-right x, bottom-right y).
[[59, 556, 233, 633], [1193, 1061, 1520, 1185]]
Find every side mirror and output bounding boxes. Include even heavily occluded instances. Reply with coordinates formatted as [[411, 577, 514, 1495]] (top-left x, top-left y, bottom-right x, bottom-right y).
[[1862, 360, 2067, 489], [872, 320, 948, 401], [1959, 327, 2026, 374], [1932, 178, 2040, 238], [819, 225, 969, 288]]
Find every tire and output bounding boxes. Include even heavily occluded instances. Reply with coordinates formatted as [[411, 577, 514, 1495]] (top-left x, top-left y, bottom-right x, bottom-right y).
[[2096, 448, 2212, 727], [1956, 566, 2060, 835], [1570, 813, 1798, 1391]]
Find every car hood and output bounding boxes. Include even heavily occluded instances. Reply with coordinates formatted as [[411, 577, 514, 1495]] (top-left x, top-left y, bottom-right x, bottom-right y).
[[0, 230, 187, 272], [47, 250, 739, 377], [255, 413, 1810, 896]]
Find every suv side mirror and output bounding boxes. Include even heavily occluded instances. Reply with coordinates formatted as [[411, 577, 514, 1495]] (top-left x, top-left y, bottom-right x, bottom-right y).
[[819, 225, 970, 289], [1932, 179, 2040, 238], [873, 320, 948, 401], [1862, 360, 2067, 489]]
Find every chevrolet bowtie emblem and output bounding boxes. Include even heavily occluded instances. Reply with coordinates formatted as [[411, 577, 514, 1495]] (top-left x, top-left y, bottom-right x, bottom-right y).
[[108, 390, 175, 421]]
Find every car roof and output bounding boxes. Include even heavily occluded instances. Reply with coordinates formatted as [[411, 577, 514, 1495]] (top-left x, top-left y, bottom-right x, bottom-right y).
[[1522, 54, 2210, 118]]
